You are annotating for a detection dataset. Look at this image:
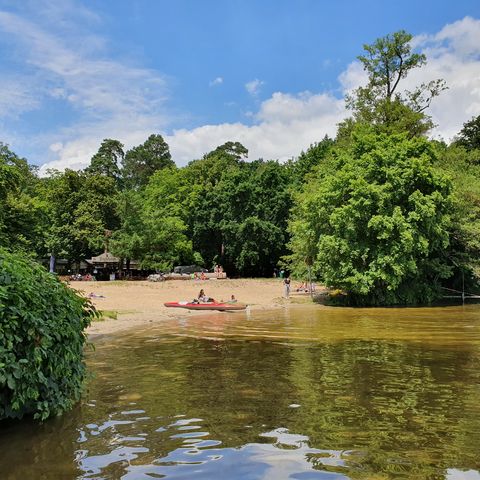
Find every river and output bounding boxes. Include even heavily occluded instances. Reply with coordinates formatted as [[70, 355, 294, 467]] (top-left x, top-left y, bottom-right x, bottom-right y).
[[1, 304, 480, 479]]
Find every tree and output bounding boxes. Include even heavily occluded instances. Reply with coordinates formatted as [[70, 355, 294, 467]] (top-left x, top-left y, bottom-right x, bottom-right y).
[[286, 136, 334, 185], [288, 130, 453, 305], [41, 170, 119, 266], [189, 159, 292, 276], [0, 144, 46, 255], [208, 141, 248, 161], [341, 30, 446, 138], [454, 115, 480, 151], [434, 143, 480, 289], [122, 134, 174, 188], [112, 167, 195, 271], [86, 139, 124, 181]]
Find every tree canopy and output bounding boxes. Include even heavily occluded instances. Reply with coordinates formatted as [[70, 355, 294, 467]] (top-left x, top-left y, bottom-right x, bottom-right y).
[[288, 130, 453, 305], [0, 29, 479, 304], [342, 30, 446, 138]]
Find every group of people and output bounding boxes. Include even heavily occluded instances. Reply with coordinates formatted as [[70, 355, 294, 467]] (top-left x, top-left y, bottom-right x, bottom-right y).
[[295, 282, 316, 293], [69, 273, 95, 281], [192, 272, 208, 280], [283, 278, 316, 299]]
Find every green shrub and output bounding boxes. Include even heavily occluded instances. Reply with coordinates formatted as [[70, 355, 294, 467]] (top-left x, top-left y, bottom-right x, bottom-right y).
[[0, 248, 96, 420]]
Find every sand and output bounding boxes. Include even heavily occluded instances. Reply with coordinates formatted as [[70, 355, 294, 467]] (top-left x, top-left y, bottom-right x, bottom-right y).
[[71, 278, 317, 338]]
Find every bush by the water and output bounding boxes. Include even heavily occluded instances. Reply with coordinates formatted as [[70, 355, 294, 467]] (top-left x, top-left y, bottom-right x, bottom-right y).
[[0, 249, 96, 420]]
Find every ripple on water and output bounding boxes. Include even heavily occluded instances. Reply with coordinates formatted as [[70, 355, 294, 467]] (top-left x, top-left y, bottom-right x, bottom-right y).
[[2, 305, 480, 479]]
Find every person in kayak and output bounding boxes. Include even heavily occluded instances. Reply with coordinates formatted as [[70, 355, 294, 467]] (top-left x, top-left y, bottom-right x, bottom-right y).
[[198, 289, 215, 303]]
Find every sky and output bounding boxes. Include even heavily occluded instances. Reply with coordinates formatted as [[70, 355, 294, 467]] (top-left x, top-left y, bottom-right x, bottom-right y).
[[0, 0, 479, 173]]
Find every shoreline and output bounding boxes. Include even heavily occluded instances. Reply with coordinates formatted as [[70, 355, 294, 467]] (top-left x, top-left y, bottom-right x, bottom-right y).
[[71, 279, 316, 340]]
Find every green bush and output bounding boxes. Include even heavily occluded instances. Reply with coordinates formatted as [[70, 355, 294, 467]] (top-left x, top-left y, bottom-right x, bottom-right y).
[[0, 248, 96, 420]]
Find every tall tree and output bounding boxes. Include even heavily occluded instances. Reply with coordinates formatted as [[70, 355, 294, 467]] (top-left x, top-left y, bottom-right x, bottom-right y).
[[287, 130, 453, 305], [0, 144, 46, 255], [122, 134, 174, 188], [286, 135, 334, 185], [341, 30, 446, 138], [86, 139, 124, 181], [42, 170, 119, 266]]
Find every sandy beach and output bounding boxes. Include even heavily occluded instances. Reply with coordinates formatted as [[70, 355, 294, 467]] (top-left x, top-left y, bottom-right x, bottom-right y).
[[72, 278, 317, 338]]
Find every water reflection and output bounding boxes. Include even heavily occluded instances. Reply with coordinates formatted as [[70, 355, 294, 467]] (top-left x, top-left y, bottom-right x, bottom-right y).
[[1, 305, 480, 479]]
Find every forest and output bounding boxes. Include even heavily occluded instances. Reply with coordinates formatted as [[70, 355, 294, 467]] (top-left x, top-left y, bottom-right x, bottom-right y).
[[1, 30, 479, 305]]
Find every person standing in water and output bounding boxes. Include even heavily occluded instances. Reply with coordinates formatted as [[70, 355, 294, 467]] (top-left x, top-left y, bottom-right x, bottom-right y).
[[284, 276, 291, 299]]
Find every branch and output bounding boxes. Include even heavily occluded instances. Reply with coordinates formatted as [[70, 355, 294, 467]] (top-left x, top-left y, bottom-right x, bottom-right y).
[[390, 48, 404, 96]]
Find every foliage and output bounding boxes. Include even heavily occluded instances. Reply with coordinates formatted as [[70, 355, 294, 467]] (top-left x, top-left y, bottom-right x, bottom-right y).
[[454, 114, 480, 152], [0, 248, 96, 420], [41, 169, 119, 263], [287, 130, 453, 305], [0, 144, 47, 255], [112, 169, 194, 271], [85, 139, 124, 182], [341, 30, 446, 138], [434, 144, 480, 288], [183, 155, 291, 276], [285, 136, 334, 185], [122, 134, 174, 189]]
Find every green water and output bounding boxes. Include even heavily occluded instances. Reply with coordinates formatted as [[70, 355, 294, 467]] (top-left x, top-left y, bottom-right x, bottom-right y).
[[1, 305, 480, 479]]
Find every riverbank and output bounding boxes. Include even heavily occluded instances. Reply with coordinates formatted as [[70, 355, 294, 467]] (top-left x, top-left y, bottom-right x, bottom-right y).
[[72, 278, 318, 338]]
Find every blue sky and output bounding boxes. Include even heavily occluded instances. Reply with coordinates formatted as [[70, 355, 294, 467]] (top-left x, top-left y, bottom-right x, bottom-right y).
[[0, 0, 479, 172]]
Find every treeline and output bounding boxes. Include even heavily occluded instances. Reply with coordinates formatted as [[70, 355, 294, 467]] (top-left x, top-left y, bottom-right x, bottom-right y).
[[1, 30, 480, 304]]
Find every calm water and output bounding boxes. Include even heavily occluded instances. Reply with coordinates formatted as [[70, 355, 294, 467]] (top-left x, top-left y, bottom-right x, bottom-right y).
[[2, 305, 480, 479]]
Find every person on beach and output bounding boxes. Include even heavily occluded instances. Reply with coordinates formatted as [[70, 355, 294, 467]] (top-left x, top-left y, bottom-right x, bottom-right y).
[[284, 277, 291, 299]]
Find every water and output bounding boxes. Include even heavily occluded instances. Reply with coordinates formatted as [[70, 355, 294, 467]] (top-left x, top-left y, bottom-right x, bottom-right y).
[[2, 305, 480, 479]]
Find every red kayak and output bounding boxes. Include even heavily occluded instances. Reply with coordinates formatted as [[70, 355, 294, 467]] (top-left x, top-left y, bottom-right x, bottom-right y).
[[164, 301, 246, 311]]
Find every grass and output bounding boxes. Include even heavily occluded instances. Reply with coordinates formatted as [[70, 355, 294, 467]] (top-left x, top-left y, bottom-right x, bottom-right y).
[[95, 310, 118, 321]]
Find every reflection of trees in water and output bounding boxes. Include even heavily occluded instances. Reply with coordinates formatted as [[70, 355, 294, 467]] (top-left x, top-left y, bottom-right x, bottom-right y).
[[0, 411, 82, 479], [2, 335, 479, 479], [86, 335, 480, 479], [85, 336, 480, 479], [288, 340, 480, 479]]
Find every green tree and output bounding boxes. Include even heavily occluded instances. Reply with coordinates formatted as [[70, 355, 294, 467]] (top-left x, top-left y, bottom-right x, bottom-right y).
[[340, 30, 446, 138], [454, 115, 480, 152], [288, 130, 453, 305], [0, 144, 46, 255], [189, 159, 291, 276], [208, 141, 248, 161], [286, 135, 334, 185], [86, 139, 124, 181], [41, 170, 119, 266], [112, 167, 195, 271], [109, 190, 145, 266], [122, 134, 174, 188], [434, 143, 480, 289]]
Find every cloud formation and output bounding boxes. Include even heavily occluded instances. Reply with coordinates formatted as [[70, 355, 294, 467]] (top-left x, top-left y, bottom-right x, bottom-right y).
[[166, 17, 480, 165], [0, 4, 479, 173], [245, 79, 265, 96], [209, 77, 223, 86], [0, 3, 169, 173]]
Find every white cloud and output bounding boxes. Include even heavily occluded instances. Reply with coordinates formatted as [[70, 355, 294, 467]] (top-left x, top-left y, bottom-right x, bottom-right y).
[[209, 77, 223, 86], [1, 6, 479, 173], [338, 17, 480, 141], [0, 2, 169, 173], [0, 75, 42, 116], [413, 17, 480, 140], [164, 17, 480, 165], [166, 91, 345, 163], [245, 79, 264, 96]]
